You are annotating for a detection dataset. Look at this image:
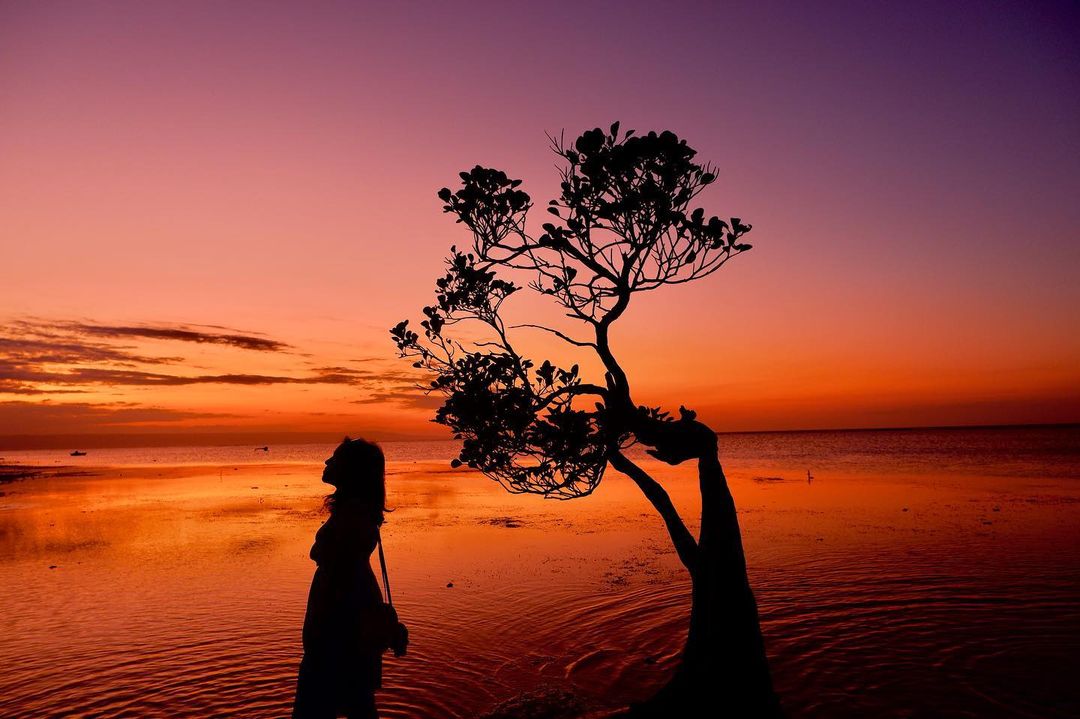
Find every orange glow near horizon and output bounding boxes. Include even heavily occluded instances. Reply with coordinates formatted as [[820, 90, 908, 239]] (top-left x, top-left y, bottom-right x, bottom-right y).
[[2, 2, 1078, 443]]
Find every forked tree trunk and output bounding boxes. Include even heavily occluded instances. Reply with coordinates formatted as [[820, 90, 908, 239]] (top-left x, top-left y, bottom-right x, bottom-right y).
[[625, 452, 782, 718]]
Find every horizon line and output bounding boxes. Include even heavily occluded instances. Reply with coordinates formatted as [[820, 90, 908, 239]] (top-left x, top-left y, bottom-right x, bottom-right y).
[[1, 421, 1076, 451]]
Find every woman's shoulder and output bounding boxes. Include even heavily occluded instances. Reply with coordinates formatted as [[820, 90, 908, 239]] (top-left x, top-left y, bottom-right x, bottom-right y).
[[311, 506, 379, 559]]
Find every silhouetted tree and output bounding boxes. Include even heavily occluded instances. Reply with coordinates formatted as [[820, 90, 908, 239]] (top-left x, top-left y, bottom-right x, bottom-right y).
[[392, 124, 782, 717]]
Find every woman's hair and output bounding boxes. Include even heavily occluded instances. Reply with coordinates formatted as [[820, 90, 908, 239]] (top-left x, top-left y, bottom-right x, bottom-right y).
[[325, 436, 389, 524]]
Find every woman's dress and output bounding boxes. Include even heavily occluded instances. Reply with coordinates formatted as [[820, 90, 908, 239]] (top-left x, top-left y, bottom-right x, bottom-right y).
[[293, 505, 386, 718]]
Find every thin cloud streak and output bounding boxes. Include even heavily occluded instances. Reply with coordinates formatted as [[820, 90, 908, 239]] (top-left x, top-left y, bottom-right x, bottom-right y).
[[351, 389, 443, 410], [2, 367, 362, 387], [61, 322, 291, 352], [0, 336, 184, 366], [0, 401, 237, 432]]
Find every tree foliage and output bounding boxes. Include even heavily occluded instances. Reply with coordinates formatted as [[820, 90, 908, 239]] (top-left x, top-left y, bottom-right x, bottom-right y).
[[391, 123, 752, 499]]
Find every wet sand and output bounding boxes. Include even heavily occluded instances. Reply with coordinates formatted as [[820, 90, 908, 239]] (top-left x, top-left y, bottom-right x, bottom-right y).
[[1, 448, 1078, 717]]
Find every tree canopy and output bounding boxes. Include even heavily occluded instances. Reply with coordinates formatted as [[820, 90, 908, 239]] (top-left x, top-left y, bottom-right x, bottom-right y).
[[391, 123, 753, 499]]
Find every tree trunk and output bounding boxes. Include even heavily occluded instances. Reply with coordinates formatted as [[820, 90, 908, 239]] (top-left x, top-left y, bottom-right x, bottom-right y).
[[628, 452, 782, 718]]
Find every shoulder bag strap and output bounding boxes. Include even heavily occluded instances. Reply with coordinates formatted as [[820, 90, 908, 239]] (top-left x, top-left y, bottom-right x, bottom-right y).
[[376, 527, 393, 608]]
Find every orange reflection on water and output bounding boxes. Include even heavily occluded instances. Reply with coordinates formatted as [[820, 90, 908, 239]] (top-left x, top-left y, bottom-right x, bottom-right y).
[[1, 453, 1078, 718]]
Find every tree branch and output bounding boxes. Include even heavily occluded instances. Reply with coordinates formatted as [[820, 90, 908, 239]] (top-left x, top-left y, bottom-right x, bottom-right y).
[[510, 323, 597, 348], [534, 383, 608, 410], [609, 450, 698, 570]]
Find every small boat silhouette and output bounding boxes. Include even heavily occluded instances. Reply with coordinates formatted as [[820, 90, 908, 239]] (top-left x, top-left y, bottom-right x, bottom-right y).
[[70, 450, 87, 457], [255, 446, 269, 452]]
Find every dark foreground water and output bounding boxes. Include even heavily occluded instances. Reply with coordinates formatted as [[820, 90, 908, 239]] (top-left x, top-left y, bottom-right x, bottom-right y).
[[1, 426, 1078, 717]]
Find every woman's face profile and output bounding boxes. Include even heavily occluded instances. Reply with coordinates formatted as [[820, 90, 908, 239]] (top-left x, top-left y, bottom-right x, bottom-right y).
[[322, 449, 345, 486]]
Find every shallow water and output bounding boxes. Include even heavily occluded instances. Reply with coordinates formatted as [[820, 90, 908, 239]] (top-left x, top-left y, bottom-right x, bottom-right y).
[[1, 427, 1078, 717]]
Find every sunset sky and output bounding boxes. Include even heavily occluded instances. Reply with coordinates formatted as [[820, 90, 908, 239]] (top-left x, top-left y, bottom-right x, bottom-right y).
[[2, 1, 1078, 446]]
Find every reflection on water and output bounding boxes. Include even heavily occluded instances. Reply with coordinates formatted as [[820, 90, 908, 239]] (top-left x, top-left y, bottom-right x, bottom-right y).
[[1, 427, 1078, 717]]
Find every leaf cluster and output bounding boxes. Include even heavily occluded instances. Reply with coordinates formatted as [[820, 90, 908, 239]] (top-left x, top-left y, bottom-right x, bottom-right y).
[[393, 123, 753, 499]]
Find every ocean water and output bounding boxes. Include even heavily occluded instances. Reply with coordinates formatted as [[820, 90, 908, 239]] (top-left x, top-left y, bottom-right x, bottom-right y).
[[1, 426, 1078, 717], [4, 425, 1079, 479]]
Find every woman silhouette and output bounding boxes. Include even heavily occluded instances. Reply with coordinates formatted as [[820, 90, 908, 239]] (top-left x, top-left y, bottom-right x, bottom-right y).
[[293, 437, 408, 719]]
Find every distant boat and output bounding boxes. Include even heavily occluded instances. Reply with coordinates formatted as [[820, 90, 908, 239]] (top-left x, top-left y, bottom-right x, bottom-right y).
[[70, 450, 87, 457], [256, 446, 269, 452]]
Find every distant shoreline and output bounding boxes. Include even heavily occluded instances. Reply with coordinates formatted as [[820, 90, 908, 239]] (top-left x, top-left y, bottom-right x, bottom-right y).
[[0, 464, 98, 484], [717, 421, 1080, 437], [0, 421, 1076, 451], [0, 464, 43, 484], [0, 460, 464, 486]]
